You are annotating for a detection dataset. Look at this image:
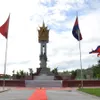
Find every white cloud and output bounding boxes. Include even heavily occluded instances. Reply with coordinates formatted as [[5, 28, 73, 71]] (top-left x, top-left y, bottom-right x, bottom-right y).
[[0, 0, 100, 75]]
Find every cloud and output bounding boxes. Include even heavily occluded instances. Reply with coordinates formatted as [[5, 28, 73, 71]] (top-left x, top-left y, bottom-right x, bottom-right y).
[[0, 0, 100, 75]]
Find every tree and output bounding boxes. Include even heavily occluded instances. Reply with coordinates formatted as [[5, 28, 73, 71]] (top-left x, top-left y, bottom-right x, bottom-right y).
[[19, 70, 25, 78], [92, 60, 100, 79], [59, 70, 70, 76], [12, 70, 15, 79], [98, 60, 100, 66], [12, 70, 15, 75], [52, 67, 58, 75], [16, 71, 20, 79], [29, 68, 33, 75], [71, 70, 77, 79]]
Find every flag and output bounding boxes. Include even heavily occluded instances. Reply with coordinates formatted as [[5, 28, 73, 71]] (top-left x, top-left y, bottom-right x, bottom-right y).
[[72, 16, 82, 41], [0, 15, 10, 38], [89, 46, 100, 57], [89, 46, 100, 54], [97, 53, 100, 57]]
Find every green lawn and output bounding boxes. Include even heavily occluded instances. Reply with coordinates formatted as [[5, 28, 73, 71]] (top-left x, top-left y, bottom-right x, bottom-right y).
[[78, 88, 100, 97]]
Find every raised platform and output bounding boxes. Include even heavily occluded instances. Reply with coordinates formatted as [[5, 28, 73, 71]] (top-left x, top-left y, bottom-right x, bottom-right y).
[[25, 80, 62, 87]]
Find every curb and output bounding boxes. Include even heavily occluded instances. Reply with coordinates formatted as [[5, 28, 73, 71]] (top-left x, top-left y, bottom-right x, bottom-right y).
[[0, 88, 10, 93]]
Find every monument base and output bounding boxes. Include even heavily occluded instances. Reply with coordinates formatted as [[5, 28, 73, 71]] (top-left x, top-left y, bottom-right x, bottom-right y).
[[33, 67, 54, 80], [39, 67, 53, 75], [34, 74, 54, 80], [36, 67, 53, 75]]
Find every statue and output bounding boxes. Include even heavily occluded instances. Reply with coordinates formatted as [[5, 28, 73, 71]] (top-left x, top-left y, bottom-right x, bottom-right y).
[[38, 22, 49, 71]]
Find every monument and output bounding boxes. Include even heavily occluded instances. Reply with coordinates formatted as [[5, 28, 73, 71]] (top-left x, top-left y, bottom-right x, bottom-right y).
[[25, 22, 62, 87], [34, 22, 54, 80]]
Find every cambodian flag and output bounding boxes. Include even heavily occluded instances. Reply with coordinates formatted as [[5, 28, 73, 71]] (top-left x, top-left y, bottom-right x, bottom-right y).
[[89, 46, 100, 57], [72, 17, 82, 41], [89, 46, 100, 54]]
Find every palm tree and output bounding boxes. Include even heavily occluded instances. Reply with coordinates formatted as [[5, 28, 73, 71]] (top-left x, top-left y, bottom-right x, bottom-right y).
[[19, 70, 25, 78], [12, 70, 15, 79], [16, 71, 20, 79], [29, 68, 33, 75], [12, 70, 15, 75], [52, 67, 58, 75]]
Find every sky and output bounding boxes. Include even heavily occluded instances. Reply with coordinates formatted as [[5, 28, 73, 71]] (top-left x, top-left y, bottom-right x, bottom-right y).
[[0, 0, 100, 75]]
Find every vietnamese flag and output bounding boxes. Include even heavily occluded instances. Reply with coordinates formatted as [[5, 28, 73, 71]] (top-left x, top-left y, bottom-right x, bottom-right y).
[[0, 15, 10, 38]]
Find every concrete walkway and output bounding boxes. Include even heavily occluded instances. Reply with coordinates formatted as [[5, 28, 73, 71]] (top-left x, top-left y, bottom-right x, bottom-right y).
[[46, 88, 100, 100], [0, 87, 99, 100]]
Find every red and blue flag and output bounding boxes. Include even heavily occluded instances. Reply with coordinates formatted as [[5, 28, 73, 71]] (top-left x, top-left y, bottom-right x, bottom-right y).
[[89, 46, 100, 57], [72, 17, 82, 41]]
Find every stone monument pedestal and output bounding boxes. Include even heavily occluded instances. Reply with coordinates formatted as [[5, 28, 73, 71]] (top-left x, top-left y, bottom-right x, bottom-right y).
[[34, 67, 54, 80], [34, 74, 54, 80], [39, 67, 53, 75]]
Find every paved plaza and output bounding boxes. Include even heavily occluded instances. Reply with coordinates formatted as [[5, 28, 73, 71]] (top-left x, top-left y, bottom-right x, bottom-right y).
[[0, 87, 100, 100]]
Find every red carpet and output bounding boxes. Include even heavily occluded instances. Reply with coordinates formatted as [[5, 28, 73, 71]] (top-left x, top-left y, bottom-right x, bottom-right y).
[[28, 88, 47, 100]]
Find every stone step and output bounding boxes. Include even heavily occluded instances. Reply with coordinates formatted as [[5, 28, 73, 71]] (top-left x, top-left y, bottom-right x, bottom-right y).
[[25, 80, 62, 87]]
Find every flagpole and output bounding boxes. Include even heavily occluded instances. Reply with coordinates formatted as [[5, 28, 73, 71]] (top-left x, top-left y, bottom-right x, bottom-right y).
[[79, 40, 83, 88], [77, 15, 83, 88], [2, 14, 10, 90], [3, 37, 9, 90]]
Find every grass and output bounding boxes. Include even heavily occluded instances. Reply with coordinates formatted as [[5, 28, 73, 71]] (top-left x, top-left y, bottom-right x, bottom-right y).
[[78, 88, 100, 97]]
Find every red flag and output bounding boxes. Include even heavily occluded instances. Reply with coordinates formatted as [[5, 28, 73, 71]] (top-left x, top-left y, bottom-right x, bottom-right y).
[[97, 53, 100, 57], [0, 15, 10, 38]]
